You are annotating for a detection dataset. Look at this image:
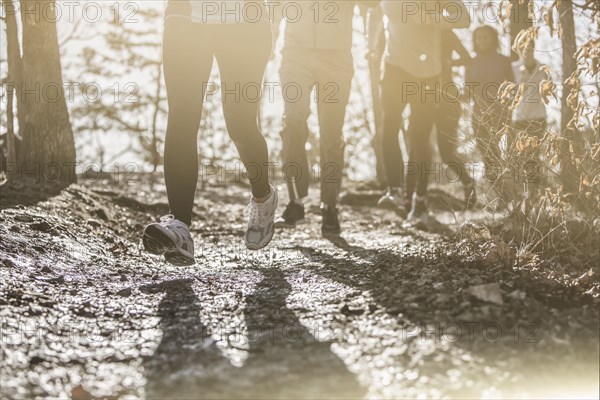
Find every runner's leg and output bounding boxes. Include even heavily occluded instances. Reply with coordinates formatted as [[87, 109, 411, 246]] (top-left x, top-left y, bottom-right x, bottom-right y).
[[316, 51, 354, 207], [279, 48, 316, 202], [163, 19, 214, 226], [380, 63, 408, 189], [214, 22, 272, 199]]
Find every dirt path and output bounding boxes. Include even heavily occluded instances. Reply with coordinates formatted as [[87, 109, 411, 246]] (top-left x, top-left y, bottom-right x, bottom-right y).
[[1, 176, 599, 399]]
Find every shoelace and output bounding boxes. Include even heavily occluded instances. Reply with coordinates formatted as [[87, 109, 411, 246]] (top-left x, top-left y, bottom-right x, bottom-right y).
[[158, 215, 192, 249], [159, 214, 175, 225], [160, 215, 189, 237], [245, 200, 268, 228]]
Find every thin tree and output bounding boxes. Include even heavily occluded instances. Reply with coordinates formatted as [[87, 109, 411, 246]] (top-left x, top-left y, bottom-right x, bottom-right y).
[[1, 0, 25, 177], [18, 0, 77, 183], [558, 0, 580, 194]]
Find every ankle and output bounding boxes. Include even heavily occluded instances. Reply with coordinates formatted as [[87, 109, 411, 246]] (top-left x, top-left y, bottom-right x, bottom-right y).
[[172, 215, 192, 227], [253, 189, 271, 204]]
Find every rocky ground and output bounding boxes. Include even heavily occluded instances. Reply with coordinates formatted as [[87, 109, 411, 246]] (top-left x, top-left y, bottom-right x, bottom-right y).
[[1, 175, 599, 399]]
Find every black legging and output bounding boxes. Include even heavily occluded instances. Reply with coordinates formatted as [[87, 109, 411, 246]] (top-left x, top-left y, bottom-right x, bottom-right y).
[[381, 63, 438, 197], [163, 19, 272, 225]]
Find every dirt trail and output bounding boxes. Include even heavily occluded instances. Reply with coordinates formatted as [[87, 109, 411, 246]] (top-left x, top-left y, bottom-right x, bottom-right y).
[[1, 176, 599, 399]]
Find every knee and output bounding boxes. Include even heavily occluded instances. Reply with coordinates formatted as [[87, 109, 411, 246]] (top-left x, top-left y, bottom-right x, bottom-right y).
[[224, 114, 259, 143], [321, 134, 345, 155], [166, 120, 200, 144], [167, 102, 202, 126], [282, 112, 309, 133], [227, 127, 257, 146], [281, 117, 309, 146]]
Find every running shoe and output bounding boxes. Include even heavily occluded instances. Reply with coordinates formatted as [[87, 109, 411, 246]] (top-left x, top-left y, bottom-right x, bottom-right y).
[[275, 202, 306, 228], [245, 184, 278, 250], [143, 215, 195, 266], [321, 205, 341, 236]]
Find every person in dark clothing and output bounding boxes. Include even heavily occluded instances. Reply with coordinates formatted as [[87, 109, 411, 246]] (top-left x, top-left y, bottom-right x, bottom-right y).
[[273, 1, 357, 236], [465, 25, 515, 194], [142, 1, 279, 265], [375, 0, 471, 224], [435, 31, 476, 208]]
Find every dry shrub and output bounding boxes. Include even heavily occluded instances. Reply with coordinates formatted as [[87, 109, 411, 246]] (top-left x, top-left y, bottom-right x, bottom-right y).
[[476, 1, 600, 260]]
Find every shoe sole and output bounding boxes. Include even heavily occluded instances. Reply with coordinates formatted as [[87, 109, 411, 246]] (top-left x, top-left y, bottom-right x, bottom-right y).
[[246, 222, 275, 251], [274, 219, 306, 229], [143, 225, 195, 266], [142, 225, 169, 255], [165, 251, 196, 267]]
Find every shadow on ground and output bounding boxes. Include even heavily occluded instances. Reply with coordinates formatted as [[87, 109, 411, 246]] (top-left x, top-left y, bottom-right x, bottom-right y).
[[141, 269, 364, 399]]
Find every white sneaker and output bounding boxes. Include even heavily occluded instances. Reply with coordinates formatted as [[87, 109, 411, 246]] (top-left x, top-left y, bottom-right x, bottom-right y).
[[245, 185, 278, 250], [143, 215, 195, 266]]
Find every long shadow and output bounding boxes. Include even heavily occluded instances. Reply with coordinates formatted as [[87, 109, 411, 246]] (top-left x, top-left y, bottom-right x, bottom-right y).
[[323, 234, 372, 255], [292, 241, 599, 395], [294, 241, 597, 329], [240, 267, 363, 399], [141, 270, 364, 399], [292, 244, 434, 321], [140, 279, 230, 399]]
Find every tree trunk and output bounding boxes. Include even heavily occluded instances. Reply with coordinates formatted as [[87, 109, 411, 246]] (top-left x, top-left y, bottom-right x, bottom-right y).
[[364, 5, 387, 186], [18, 0, 77, 184], [558, 0, 580, 194], [3, 0, 23, 176]]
